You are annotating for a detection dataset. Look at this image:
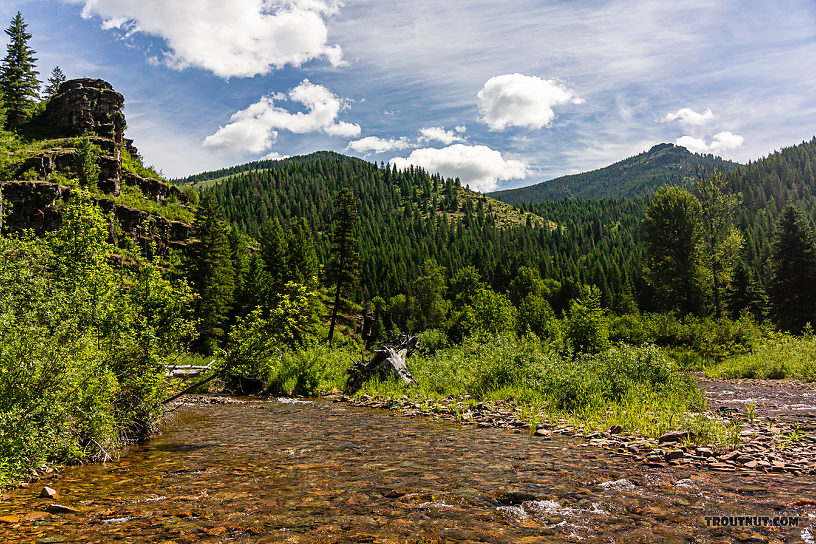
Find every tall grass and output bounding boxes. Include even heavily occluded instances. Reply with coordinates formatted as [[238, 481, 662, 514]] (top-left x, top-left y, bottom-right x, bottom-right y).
[[706, 333, 816, 382]]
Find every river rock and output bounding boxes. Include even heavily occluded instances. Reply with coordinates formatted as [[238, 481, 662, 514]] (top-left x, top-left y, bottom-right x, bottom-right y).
[[45, 504, 78, 514], [665, 449, 684, 461], [696, 447, 714, 457], [658, 430, 690, 444], [0, 515, 20, 524], [609, 425, 623, 434], [40, 486, 58, 499]]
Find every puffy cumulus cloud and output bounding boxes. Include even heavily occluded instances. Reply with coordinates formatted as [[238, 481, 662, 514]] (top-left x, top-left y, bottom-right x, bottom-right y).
[[477, 73, 583, 131], [67, 0, 344, 78], [347, 136, 413, 154], [203, 79, 360, 154], [663, 107, 715, 125], [418, 126, 466, 145], [389, 144, 528, 192], [677, 131, 744, 154]]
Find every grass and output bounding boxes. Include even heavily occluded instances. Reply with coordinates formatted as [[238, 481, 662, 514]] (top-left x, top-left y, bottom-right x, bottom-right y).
[[705, 333, 816, 382], [253, 335, 737, 446]]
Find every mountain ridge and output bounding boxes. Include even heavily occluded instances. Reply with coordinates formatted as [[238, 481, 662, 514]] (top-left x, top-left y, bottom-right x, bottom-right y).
[[489, 143, 741, 204]]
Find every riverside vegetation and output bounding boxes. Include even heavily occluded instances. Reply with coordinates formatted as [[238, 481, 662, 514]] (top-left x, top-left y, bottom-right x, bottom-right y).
[[1, 10, 816, 489]]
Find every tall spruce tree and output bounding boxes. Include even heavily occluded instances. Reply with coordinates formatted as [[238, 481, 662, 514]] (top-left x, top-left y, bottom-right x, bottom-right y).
[[43, 65, 65, 98], [327, 188, 360, 346], [185, 192, 235, 353], [287, 217, 319, 290], [768, 205, 816, 332], [0, 12, 39, 128], [259, 218, 288, 310]]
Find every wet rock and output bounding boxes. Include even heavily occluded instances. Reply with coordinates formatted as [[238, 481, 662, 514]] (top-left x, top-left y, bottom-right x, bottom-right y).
[[39, 486, 58, 499], [664, 449, 684, 461], [609, 425, 623, 434], [45, 504, 78, 514], [0, 515, 20, 524], [658, 430, 690, 444], [696, 447, 714, 457]]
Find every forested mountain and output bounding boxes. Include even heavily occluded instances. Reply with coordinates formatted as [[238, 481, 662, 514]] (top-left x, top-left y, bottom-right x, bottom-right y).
[[727, 137, 816, 272], [198, 137, 816, 316], [201, 155, 643, 309], [490, 143, 740, 203]]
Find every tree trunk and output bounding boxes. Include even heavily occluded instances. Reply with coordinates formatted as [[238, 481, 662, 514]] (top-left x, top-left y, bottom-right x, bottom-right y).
[[346, 335, 418, 392]]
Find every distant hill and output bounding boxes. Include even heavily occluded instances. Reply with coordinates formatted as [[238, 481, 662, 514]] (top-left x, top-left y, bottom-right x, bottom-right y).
[[489, 143, 741, 204]]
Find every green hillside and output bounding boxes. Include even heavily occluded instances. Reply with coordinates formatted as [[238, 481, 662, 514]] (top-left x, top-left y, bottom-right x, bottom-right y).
[[201, 153, 642, 308], [490, 143, 740, 203]]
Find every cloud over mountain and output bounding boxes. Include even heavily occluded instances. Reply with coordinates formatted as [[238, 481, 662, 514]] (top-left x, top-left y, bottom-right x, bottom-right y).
[[203, 80, 359, 154], [390, 144, 528, 192]]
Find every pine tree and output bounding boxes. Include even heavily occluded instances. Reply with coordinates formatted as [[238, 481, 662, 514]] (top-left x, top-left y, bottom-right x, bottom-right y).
[[286, 217, 319, 290], [725, 260, 767, 321], [327, 188, 360, 346], [185, 193, 235, 353], [43, 65, 65, 98], [259, 218, 288, 308], [0, 12, 40, 128], [768, 206, 816, 332]]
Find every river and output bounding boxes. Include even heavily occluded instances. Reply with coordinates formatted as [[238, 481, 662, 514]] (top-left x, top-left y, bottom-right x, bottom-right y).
[[1, 397, 814, 543]]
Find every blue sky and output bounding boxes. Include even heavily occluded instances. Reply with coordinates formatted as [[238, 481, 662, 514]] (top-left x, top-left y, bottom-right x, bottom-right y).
[[3, 1, 816, 191]]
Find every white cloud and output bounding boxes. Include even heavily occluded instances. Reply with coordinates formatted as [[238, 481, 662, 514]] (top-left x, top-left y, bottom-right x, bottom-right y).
[[676, 131, 744, 154], [203, 79, 360, 154], [418, 126, 465, 145], [68, 0, 344, 78], [348, 136, 413, 154], [477, 73, 584, 131], [389, 144, 528, 192], [262, 151, 290, 160], [663, 107, 715, 125]]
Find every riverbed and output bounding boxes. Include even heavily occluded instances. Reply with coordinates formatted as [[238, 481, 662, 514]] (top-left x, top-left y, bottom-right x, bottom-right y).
[[1, 397, 814, 543]]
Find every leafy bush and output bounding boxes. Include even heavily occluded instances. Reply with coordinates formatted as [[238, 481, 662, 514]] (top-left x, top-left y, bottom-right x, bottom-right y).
[[0, 195, 195, 486], [565, 287, 609, 353]]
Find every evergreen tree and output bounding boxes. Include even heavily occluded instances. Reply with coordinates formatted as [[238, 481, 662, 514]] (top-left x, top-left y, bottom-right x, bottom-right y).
[[327, 188, 360, 346], [642, 186, 706, 315], [185, 193, 235, 353], [259, 218, 288, 307], [0, 12, 39, 128], [768, 206, 816, 332], [74, 135, 101, 187], [43, 65, 65, 98], [725, 260, 767, 321], [286, 217, 319, 290]]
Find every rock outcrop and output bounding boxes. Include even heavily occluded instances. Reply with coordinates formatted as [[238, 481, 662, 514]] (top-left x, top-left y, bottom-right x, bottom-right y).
[[0, 181, 190, 253], [2, 78, 193, 255]]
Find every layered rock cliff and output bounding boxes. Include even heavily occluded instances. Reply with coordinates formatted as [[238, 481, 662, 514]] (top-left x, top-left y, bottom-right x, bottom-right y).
[[1, 78, 193, 254]]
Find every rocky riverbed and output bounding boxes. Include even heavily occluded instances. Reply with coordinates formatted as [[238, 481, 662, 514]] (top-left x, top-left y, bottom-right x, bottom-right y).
[[330, 376, 816, 477]]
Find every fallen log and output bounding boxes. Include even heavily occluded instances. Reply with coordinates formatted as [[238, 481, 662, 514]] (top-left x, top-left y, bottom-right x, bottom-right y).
[[346, 335, 419, 393]]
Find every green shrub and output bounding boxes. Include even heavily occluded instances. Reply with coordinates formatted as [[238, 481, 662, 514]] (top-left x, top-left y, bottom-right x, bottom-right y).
[[565, 287, 609, 353]]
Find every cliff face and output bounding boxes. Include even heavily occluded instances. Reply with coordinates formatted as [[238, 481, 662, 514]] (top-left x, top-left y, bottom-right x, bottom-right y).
[[0, 181, 190, 254], [2, 78, 192, 254]]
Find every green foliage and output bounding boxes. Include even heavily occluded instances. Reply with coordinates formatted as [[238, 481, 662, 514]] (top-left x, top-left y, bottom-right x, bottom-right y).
[[642, 185, 706, 315], [327, 187, 360, 345], [121, 148, 163, 181], [0, 196, 194, 486], [695, 170, 743, 318], [706, 333, 816, 382], [0, 12, 40, 128], [408, 258, 450, 332], [73, 134, 101, 188], [185, 193, 235, 353], [768, 205, 816, 333], [42, 65, 65, 98], [565, 287, 609, 353]]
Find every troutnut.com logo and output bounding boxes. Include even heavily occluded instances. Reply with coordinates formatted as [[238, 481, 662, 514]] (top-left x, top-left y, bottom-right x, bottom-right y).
[[704, 516, 800, 527]]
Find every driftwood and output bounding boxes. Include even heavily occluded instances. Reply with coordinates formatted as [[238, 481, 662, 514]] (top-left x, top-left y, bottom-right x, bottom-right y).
[[347, 335, 419, 392]]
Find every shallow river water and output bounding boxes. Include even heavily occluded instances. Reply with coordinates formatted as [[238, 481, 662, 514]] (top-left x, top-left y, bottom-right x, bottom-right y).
[[1, 397, 814, 543]]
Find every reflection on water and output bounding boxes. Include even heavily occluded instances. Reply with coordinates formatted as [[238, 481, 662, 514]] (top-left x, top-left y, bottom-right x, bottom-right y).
[[1, 398, 813, 543]]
